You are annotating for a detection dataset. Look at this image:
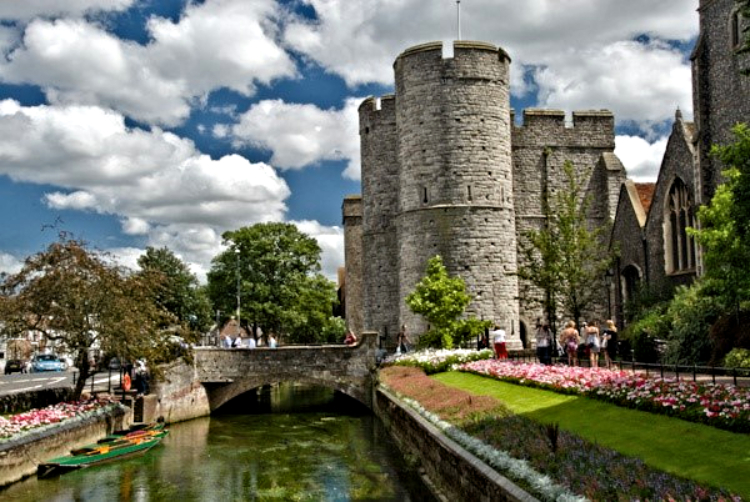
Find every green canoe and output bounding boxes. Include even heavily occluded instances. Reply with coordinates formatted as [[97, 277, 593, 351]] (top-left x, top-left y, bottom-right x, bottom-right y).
[[37, 423, 168, 478]]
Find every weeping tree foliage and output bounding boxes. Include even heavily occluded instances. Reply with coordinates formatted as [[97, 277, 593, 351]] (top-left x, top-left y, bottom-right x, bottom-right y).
[[518, 161, 615, 328], [0, 236, 179, 399], [405, 255, 490, 348]]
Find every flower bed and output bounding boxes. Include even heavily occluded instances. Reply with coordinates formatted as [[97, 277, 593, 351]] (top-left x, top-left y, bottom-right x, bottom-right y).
[[384, 348, 494, 374], [459, 360, 750, 433], [0, 397, 117, 441], [381, 366, 740, 502]]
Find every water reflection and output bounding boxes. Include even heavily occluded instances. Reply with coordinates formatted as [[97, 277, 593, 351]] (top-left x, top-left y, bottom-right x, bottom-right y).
[[2, 384, 435, 502]]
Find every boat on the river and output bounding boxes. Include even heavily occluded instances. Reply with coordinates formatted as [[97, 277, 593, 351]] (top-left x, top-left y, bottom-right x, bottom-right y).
[[37, 422, 168, 478]]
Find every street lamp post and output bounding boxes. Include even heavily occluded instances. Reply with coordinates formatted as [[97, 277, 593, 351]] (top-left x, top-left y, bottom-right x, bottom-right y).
[[235, 248, 241, 328]]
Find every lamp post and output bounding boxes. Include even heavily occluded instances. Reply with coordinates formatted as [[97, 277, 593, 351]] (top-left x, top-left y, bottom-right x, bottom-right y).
[[604, 268, 613, 320], [235, 248, 241, 328]]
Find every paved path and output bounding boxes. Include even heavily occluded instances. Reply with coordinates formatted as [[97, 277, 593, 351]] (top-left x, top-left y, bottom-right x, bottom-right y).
[[0, 371, 120, 396]]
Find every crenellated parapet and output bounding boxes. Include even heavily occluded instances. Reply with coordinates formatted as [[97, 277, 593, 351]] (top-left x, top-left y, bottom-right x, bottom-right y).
[[512, 109, 615, 149]]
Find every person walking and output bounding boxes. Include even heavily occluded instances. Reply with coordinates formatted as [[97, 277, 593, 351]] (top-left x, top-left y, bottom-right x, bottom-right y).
[[267, 334, 277, 348], [490, 325, 507, 360], [585, 321, 601, 368], [535, 321, 552, 365], [601, 320, 618, 367], [396, 324, 410, 354], [559, 321, 580, 366]]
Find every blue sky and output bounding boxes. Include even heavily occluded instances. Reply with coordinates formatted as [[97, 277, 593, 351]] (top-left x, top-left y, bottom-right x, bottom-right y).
[[0, 0, 699, 280]]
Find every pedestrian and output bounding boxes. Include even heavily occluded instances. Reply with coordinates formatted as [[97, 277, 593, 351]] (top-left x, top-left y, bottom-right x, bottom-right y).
[[221, 334, 232, 349], [559, 321, 580, 366], [601, 319, 618, 367], [478, 330, 490, 351], [268, 333, 277, 348], [247, 335, 257, 349], [585, 321, 601, 368], [535, 321, 552, 365], [490, 325, 507, 360], [232, 332, 242, 348], [396, 324, 410, 354], [134, 360, 149, 396], [344, 329, 358, 345]]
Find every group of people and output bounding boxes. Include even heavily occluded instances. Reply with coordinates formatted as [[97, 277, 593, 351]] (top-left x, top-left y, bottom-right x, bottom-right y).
[[220, 333, 277, 349], [557, 319, 618, 367]]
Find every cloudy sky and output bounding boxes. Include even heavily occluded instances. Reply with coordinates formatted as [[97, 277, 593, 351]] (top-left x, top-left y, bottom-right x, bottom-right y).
[[0, 0, 699, 281]]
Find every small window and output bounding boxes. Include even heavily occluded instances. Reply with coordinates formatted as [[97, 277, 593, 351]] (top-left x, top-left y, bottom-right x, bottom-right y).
[[422, 187, 428, 204], [467, 185, 472, 201], [731, 10, 742, 49]]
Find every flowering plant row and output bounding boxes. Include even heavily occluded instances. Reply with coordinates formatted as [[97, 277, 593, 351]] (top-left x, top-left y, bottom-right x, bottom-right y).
[[459, 360, 750, 433], [385, 348, 494, 374], [0, 397, 118, 441]]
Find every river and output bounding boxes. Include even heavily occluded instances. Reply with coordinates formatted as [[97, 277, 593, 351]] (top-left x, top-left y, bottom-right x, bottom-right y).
[[2, 384, 436, 501]]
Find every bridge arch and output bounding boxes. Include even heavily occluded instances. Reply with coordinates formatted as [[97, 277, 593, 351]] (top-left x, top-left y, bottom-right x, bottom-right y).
[[193, 332, 379, 412]]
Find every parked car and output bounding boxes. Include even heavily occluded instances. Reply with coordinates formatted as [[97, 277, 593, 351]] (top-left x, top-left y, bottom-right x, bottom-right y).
[[3, 359, 25, 375], [30, 354, 66, 372]]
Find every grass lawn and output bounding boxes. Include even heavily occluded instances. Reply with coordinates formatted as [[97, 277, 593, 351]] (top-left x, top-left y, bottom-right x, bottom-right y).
[[433, 371, 750, 499]]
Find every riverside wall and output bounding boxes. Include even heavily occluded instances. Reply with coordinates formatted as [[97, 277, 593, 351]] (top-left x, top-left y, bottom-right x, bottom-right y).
[[0, 404, 129, 487], [373, 386, 537, 502]]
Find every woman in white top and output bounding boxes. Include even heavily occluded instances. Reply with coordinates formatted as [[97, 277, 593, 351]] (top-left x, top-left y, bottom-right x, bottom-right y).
[[490, 326, 507, 360], [585, 321, 601, 368]]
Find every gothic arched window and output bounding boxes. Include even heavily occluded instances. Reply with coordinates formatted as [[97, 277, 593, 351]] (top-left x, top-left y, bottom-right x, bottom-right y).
[[664, 178, 696, 274], [621, 265, 641, 305]]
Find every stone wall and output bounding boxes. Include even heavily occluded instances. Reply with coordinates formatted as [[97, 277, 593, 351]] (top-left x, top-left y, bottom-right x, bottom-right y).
[[194, 332, 378, 410], [151, 359, 211, 424], [373, 387, 536, 502], [693, 0, 750, 204], [643, 117, 698, 291], [0, 387, 74, 415], [360, 96, 400, 345], [0, 405, 129, 487], [343, 195, 364, 335], [391, 41, 520, 343]]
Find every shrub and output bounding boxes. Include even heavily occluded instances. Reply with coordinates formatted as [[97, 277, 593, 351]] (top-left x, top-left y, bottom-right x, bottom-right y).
[[623, 308, 669, 363], [662, 285, 720, 365], [724, 348, 750, 368]]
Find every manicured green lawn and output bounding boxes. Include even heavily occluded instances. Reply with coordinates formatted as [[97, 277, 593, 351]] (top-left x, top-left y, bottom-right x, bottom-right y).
[[433, 371, 750, 499]]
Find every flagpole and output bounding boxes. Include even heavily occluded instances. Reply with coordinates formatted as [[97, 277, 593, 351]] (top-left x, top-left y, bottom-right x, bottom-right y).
[[457, 1, 462, 40]]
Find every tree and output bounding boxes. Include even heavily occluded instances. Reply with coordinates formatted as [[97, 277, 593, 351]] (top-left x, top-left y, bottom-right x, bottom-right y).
[[405, 255, 490, 348], [690, 124, 750, 322], [137, 247, 212, 332], [518, 161, 615, 327], [0, 236, 177, 399], [206, 223, 339, 343]]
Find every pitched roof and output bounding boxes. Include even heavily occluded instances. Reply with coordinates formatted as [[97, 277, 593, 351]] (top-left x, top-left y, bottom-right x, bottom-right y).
[[634, 183, 656, 215]]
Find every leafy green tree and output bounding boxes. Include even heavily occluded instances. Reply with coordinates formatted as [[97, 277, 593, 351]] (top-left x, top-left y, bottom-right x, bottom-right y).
[[518, 161, 615, 328], [137, 247, 212, 332], [0, 236, 178, 399], [206, 223, 339, 343], [405, 255, 490, 348]]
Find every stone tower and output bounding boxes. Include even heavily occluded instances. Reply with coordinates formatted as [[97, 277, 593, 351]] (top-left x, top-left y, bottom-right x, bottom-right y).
[[361, 41, 521, 346]]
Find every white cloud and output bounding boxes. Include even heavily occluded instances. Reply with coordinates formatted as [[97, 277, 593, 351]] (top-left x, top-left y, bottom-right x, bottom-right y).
[[0, 0, 133, 21], [0, 252, 23, 275], [0, 100, 290, 276], [615, 134, 669, 182], [228, 97, 362, 179], [0, 0, 296, 125], [285, 0, 698, 131], [291, 220, 343, 281], [534, 40, 693, 128]]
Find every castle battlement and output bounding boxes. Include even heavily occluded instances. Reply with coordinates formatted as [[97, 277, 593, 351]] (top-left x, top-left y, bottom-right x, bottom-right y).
[[512, 109, 615, 148]]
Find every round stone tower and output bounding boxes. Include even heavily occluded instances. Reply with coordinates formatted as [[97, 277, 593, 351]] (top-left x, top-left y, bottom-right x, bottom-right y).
[[394, 41, 520, 343]]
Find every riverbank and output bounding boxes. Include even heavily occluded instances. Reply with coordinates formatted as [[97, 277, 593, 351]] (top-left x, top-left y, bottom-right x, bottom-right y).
[[0, 401, 130, 487]]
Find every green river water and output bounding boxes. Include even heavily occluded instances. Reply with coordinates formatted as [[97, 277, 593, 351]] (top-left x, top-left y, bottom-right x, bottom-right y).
[[2, 384, 436, 501]]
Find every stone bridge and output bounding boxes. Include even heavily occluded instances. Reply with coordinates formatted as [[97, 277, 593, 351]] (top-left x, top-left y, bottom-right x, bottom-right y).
[[156, 332, 379, 418]]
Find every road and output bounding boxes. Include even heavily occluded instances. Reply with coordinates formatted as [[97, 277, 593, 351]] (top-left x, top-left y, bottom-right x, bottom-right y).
[[0, 371, 120, 395]]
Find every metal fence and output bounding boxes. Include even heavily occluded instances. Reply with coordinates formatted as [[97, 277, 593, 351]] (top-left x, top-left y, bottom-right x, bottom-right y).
[[71, 367, 124, 395]]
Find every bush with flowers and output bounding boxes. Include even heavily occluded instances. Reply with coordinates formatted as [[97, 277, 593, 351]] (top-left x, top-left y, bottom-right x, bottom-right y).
[[0, 397, 120, 442], [459, 360, 750, 433], [384, 348, 494, 374]]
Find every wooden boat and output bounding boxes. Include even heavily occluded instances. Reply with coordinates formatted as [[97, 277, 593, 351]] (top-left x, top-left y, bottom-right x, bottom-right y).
[[37, 422, 168, 478]]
